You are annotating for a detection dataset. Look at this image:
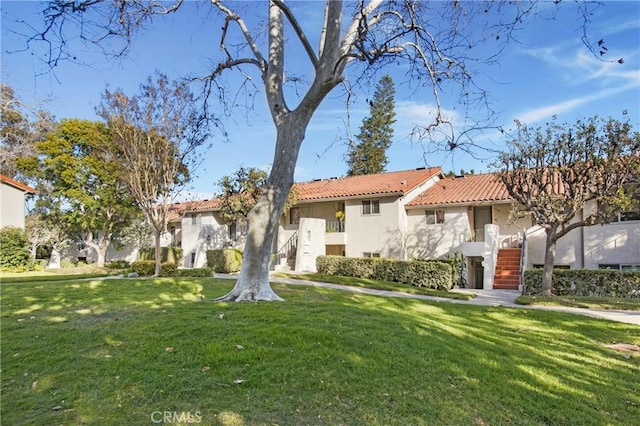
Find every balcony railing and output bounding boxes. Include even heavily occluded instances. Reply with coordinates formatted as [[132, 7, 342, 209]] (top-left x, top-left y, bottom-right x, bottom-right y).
[[469, 228, 485, 242], [326, 221, 345, 233]]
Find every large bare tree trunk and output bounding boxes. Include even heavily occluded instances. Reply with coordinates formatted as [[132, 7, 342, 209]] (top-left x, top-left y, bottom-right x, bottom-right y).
[[541, 226, 558, 296], [217, 113, 311, 302]]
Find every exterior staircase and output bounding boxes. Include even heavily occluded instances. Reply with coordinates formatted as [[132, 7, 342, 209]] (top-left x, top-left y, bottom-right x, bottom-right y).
[[271, 232, 298, 272], [493, 248, 521, 290]]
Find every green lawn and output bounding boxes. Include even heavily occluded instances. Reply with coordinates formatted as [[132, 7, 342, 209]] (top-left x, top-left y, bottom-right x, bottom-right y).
[[1, 277, 638, 425], [516, 295, 640, 311]]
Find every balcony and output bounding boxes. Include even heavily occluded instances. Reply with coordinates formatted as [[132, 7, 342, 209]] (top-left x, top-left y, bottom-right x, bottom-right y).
[[325, 221, 347, 245], [462, 229, 485, 256]]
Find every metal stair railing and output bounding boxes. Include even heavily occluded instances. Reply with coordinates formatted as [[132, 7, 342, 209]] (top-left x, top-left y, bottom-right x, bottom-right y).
[[271, 231, 298, 270]]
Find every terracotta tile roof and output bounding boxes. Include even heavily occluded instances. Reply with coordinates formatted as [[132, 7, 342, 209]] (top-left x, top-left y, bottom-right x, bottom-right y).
[[0, 174, 36, 194], [407, 173, 511, 207], [166, 198, 222, 222], [294, 167, 442, 202]]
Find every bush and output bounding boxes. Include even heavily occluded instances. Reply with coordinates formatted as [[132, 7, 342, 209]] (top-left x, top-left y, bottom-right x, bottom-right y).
[[207, 249, 242, 273], [105, 260, 129, 269], [523, 269, 640, 298], [316, 255, 454, 290], [0, 227, 31, 271], [61, 260, 76, 269], [139, 247, 183, 264], [131, 260, 177, 276], [175, 268, 213, 277]]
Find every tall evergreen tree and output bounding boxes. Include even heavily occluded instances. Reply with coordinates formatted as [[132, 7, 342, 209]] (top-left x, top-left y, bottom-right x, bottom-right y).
[[347, 75, 396, 176]]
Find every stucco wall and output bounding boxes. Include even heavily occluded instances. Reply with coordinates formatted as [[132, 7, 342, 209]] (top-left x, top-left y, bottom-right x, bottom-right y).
[[406, 206, 469, 259], [181, 211, 230, 268], [583, 222, 640, 268], [345, 196, 402, 258], [0, 183, 27, 228]]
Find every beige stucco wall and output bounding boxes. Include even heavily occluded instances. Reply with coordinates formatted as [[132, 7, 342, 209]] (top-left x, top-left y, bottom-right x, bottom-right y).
[[0, 183, 27, 228], [524, 200, 640, 269], [583, 222, 640, 268], [344, 196, 403, 258], [181, 211, 230, 268], [406, 206, 469, 259]]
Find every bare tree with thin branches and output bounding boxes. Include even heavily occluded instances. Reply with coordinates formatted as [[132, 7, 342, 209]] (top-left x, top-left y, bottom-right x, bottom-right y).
[[97, 73, 209, 277]]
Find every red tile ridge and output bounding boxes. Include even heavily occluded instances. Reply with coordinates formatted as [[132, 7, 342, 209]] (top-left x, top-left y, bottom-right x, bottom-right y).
[[0, 174, 36, 194]]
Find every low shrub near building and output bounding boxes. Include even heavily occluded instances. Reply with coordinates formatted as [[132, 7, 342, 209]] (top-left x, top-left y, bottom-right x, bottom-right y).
[[175, 268, 213, 277], [207, 249, 242, 273], [523, 269, 640, 298], [105, 260, 129, 269], [131, 260, 177, 276], [139, 247, 183, 264], [316, 255, 454, 290]]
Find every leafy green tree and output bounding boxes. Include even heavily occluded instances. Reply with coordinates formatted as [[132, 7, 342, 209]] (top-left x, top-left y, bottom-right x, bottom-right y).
[[97, 73, 209, 276], [19, 119, 137, 267], [347, 75, 396, 176], [498, 115, 640, 296], [218, 166, 298, 234], [218, 167, 268, 226]]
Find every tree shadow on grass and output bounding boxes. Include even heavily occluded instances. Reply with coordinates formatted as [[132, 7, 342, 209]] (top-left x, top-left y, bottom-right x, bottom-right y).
[[1, 279, 638, 425]]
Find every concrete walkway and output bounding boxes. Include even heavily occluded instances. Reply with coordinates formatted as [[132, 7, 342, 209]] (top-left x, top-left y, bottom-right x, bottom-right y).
[[214, 273, 639, 326]]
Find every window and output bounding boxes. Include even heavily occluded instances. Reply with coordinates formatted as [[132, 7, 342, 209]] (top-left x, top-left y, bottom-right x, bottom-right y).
[[191, 214, 201, 225], [600, 264, 640, 271], [363, 252, 381, 258], [362, 200, 380, 215], [425, 209, 445, 225], [228, 222, 237, 240], [532, 264, 570, 269], [620, 210, 640, 222], [289, 207, 301, 225], [237, 218, 248, 236]]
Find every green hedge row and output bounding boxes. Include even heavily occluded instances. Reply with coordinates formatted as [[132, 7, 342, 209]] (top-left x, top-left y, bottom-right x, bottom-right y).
[[207, 249, 243, 273], [131, 261, 177, 276], [139, 247, 183, 264], [523, 269, 640, 298], [130, 260, 212, 277], [316, 255, 454, 290]]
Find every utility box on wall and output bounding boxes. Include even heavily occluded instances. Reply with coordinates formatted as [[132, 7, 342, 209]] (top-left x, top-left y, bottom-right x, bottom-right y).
[[295, 218, 326, 272]]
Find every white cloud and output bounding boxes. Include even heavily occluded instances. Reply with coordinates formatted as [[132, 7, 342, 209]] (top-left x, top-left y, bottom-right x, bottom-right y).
[[515, 82, 638, 124], [394, 100, 459, 133]]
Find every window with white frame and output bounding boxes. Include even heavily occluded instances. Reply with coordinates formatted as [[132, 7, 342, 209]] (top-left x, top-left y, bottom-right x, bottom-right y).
[[363, 252, 381, 258], [425, 209, 445, 225], [362, 200, 380, 215], [599, 264, 640, 271], [191, 213, 201, 225]]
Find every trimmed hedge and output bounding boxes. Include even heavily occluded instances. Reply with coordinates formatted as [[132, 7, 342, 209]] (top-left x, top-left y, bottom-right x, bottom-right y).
[[316, 255, 454, 290], [175, 268, 213, 277], [131, 260, 177, 277], [207, 249, 243, 273], [139, 247, 183, 264], [523, 269, 640, 298], [105, 260, 129, 269]]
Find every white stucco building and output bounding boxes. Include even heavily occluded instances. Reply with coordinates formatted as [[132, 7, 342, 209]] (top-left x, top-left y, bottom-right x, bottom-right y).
[[66, 167, 640, 289], [0, 174, 36, 229]]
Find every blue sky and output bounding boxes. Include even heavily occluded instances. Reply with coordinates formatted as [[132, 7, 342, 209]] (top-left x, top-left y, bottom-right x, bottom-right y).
[[2, 1, 639, 200]]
